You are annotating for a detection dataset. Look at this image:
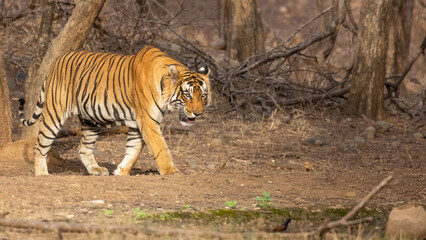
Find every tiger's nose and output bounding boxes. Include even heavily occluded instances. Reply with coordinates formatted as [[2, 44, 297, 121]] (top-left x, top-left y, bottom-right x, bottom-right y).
[[193, 111, 203, 117]]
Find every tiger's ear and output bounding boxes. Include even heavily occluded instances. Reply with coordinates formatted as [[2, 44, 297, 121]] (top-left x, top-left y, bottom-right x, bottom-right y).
[[168, 65, 180, 85], [197, 64, 210, 76]]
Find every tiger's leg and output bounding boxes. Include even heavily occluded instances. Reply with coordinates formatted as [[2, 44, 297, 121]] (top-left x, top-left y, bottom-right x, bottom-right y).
[[34, 119, 62, 176], [113, 127, 145, 176], [78, 126, 109, 176], [140, 117, 179, 175]]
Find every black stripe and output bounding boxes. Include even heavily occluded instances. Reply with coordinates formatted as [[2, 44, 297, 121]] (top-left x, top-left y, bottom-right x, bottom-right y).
[[127, 137, 141, 141], [34, 147, 48, 156], [151, 91, 164, 116], [36, 101, 44, 108], [37, 138, 51, 149], [146, 113, 160, 125], [40, 131, 56, 140], [45, 106, 61, 131], [32, 113, 41, 120], [43, 121, 57, 136]]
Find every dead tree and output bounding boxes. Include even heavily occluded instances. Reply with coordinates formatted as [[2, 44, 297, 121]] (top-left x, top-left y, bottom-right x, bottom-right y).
[[0, 54, 12, 148], [386, 0, 414, 98], [223, 0, 264, 61], [21, 0, 106, 139], [348, 0, 392, 120]]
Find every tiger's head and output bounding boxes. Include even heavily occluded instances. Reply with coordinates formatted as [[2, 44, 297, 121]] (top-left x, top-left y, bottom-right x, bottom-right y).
[[168, 65, 210, 126]]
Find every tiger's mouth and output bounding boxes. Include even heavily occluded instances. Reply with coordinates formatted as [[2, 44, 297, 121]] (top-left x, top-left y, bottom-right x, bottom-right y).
[[179, 109, 196, 126]]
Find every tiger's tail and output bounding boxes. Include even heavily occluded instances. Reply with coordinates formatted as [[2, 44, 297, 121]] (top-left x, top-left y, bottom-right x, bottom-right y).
[[19, 83, 45, 126]]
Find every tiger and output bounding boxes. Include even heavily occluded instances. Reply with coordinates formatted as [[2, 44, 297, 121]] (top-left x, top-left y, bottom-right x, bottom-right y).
[[19, 46, 211, 176]]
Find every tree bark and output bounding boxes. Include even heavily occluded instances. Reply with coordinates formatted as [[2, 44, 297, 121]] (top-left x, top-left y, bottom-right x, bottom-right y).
[[21, 0, 106, 139], [0, 54, 12, 148], [348, 0, 392, 120], [386, 0, 414, 98], [224, 0, 264, 61]]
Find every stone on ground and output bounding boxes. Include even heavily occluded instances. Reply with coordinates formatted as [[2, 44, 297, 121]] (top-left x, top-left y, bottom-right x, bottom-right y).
[[385, 204, 426, 239]]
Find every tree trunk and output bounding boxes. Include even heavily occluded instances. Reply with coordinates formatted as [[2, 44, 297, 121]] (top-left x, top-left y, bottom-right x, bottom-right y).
[[224, 0, 264, 61], [348, 0, 392, 120], [0, 54, 12, 148], [386, 0, 414, 98], [21, 0, 106, 139]]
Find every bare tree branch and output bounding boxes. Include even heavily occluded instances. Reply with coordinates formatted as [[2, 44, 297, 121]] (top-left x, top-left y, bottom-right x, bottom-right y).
[[232, 30, 335, 76]]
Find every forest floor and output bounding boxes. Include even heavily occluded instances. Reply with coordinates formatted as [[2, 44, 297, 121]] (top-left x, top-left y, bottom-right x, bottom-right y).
[[0, 97, 425, 239]]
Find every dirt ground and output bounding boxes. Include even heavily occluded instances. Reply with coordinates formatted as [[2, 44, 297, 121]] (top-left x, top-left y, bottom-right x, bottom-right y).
[[0, 96, 425, 239]]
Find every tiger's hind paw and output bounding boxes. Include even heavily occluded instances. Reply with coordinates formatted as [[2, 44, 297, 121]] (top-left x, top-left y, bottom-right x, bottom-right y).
[[89, 167, 109, 176]]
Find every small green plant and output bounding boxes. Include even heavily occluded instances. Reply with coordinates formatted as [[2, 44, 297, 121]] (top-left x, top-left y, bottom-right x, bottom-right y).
[[255, 191, 273, 208], [158, 212, 175, 221], [225, 200, 238, 208], [104, 209, 114, 217], [183, 204, 192, 209], [134, 208, 149, 220]]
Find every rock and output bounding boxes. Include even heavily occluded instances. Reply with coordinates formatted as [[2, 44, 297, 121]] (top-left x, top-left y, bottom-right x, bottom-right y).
[[210, 38, 226, 50], [363, 126, 376, 139], [226, 179, 234, 184], [210, 138, 223, 146], [344, 143, 358, 153], [374, 121, 390, 133], [391, 141, 400, 148], [187, 159, 201, 170], [307, 137, 329, 146], [345, 191, 356, 197], [332, 204, 345, 209], [413, 132, 423, 140], [385, 204, 426, 239], [206, 162, 217, 170], [304, 162, 314, 172], [89, 200, 105, 205], [354, 136, 367, 149]]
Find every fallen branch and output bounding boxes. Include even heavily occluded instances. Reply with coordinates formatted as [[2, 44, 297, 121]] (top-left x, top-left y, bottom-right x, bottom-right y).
[[282, 86, 350, 106], [0, 218, 241, 238]]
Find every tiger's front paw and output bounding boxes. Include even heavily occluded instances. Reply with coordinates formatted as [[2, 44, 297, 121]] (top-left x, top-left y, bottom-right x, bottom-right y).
[[89, 166, 109, 176], [159, 166, 182, 175], [34, 169, 50, 176], [113, 166, 130, 176]]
